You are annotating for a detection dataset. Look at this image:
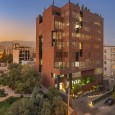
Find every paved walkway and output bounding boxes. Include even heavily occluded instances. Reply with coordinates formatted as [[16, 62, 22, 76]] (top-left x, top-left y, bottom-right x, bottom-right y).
[[0, 86, 31, 102]]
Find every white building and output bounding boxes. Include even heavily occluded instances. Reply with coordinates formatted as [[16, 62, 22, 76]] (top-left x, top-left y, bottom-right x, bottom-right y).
[[13, 50, 20, 64], [5, 46, 13, 55], [13, 43, 30, 64], [104, 46, 115, 78]]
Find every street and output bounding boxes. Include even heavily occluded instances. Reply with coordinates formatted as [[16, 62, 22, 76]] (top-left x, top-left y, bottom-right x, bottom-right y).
[[96, 104, 115, 115], [72, 94, 115, 115]]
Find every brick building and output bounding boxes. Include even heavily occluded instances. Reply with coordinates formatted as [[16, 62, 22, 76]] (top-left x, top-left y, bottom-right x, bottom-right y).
[[36, 1, 103, 92]]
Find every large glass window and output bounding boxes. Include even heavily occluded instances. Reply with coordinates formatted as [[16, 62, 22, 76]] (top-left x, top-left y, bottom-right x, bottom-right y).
[[54, 62, 69, 69], [54, 21, 63, 29]]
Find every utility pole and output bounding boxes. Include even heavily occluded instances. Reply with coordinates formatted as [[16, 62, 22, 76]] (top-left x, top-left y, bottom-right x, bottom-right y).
[[68, 88, 70, 115]]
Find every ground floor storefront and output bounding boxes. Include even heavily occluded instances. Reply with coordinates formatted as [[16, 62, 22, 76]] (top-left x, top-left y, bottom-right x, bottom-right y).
[[54, 71, 103, 96]]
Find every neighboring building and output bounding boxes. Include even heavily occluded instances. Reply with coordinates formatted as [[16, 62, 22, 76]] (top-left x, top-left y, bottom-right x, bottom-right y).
[[0, 46, 4, 59], [21, 60, 36, 68], [13, 43, 30, 64], [36, 2, 103, 92], [104, 46, 115, 77], [30, 47, 36, 60], [5, 46, 13, 55], [0, 46, 13, 56]]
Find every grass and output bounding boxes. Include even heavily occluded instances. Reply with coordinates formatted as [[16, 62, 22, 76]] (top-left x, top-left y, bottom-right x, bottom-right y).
[[0, 96, 21, 115]]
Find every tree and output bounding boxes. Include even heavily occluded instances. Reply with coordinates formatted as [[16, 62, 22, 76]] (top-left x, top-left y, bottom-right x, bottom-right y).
[[7, 86, 67, 115], [52, 96, 67, 115], [0, 53, 13, 63], [41, 100, 51, 115], [47, 87, 67, 115], [7, 98, 29, 115], [7, 63, 40, 94], [47, 87, 59, 101], [15, 83, 27, 93], [8, 63, 22, 89]]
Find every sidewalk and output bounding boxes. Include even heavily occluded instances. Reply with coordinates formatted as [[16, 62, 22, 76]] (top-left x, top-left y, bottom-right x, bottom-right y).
[[0, 86, 31, 102]]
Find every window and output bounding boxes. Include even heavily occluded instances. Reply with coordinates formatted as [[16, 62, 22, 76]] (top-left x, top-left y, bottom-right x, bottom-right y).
[[94, 21, 101, 26], [54, 62, 69, 69], [56, 52, 62, 58], [62, 42, 69, 47], [75, 62, 79, 67], [104, 61, 106, 64], [52, 11, 60, 16], [104, 50, 106, 53], [79, 42, 83, 49], [54, 21, 63, 29], [56, 42, 62, 49], [51, 73, 56, 78], [72, 72, 81, 78], [52, 31, 57, 39], [39, 15, 43, 24], [105, 67, 107, 71], [76, 52, 79, 61], [95, 68, 103, 74]]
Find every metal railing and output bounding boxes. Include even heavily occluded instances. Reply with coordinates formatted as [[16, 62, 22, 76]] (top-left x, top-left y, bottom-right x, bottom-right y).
[[89, 88, 113, 106]]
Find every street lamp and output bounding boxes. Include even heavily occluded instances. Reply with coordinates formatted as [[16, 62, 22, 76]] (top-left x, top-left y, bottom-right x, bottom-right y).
[[68, 88, 70, 115]]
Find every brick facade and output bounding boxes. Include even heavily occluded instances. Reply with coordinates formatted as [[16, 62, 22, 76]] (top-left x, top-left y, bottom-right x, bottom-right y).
[[36, 2, 103, 92]]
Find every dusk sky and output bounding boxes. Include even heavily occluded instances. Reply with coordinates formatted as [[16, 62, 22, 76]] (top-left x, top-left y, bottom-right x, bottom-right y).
[[0, 0, 115, 45]]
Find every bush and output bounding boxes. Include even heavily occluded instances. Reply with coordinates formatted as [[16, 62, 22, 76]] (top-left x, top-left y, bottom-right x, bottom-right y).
[[5, 96, 21, 104], [0, 89, 7, 97]]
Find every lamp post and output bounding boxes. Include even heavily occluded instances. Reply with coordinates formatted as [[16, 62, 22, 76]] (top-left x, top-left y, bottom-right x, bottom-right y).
[[68, 87, 70, 115]]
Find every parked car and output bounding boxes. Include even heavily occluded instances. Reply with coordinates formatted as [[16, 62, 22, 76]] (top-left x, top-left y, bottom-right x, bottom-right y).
[[105, 98, 114, 106]]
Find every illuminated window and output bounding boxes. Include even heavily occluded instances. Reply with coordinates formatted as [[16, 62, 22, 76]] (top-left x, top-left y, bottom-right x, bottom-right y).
[[76, 33, 80, 37], [52, 31, 57, 39], [79, 42, 83, 49], [72, 72, 81, 78], [54, 21, 63, 29], [94, 21, 101, 26], [56, 42, 62, 49], [95, 68, 103, 74], [62, 42, 69, 47], [54, 62, 69, 69], [58, 32, 63, 39], [75, 62, 79, 67], [51, 73, 56, 78], [55, 21, 58, 28]]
